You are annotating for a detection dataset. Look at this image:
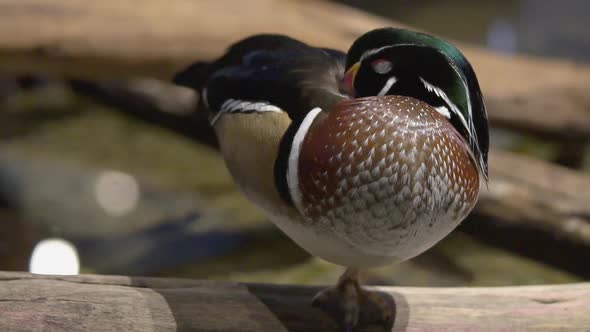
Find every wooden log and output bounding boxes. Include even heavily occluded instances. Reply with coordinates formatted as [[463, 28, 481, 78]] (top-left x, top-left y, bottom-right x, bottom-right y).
[[1, 0, 590, 140], [464, 150, 590, 276], [1, 271, 589, 332], [482, 150, 590, 246]]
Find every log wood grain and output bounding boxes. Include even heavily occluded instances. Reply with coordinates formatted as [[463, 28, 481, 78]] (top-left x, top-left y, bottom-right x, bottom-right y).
[[482, 150, 590, 246], [1, 271, 589, 332], [1, 0, 590, 139]]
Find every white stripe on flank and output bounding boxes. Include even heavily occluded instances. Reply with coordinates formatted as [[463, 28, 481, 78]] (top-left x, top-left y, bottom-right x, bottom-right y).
[[209, 98, 283, 126], [209, 112, 224, 126], [377, 76, 397, 96], [287, 107, 323, 213]]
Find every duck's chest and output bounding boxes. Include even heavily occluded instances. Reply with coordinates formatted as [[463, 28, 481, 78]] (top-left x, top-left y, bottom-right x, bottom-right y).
[[293, 96, 480, 258]]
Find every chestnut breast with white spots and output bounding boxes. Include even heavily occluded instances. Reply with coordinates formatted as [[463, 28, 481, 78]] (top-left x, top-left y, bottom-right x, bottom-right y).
[[296, 95, 479, 260]]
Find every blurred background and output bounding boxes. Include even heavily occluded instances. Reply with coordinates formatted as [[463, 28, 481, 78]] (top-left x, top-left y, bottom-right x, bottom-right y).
[[0, 0, 589, 287]]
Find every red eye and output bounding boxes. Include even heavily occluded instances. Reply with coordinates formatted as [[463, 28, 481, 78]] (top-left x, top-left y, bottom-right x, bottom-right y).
[[371, 59, 393, 74]]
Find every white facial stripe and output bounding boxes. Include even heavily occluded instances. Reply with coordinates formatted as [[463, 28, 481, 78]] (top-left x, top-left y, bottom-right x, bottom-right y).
[[419, 77, 468, 126], [360, 45, 394, 62], [209, 98, 283, 126], [424, 56, 486, 179], [458, 73, 487, 179], [287, 107, 323, 213], [377, 76, 397, 96], [420, 76, 487, 178]]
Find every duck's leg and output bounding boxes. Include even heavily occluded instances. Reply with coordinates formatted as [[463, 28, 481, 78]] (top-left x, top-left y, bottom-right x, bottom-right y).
[[312, 268, 393, 331], [311, 268, 361, 331], [312, 268, 361, 330]]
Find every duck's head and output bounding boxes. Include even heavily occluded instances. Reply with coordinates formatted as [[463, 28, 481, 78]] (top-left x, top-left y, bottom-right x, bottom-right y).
[[342, 28, 489, 180]]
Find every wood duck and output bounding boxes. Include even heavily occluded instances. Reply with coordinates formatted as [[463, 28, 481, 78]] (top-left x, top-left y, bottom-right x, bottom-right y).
[[174, 28, 488, 331]]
